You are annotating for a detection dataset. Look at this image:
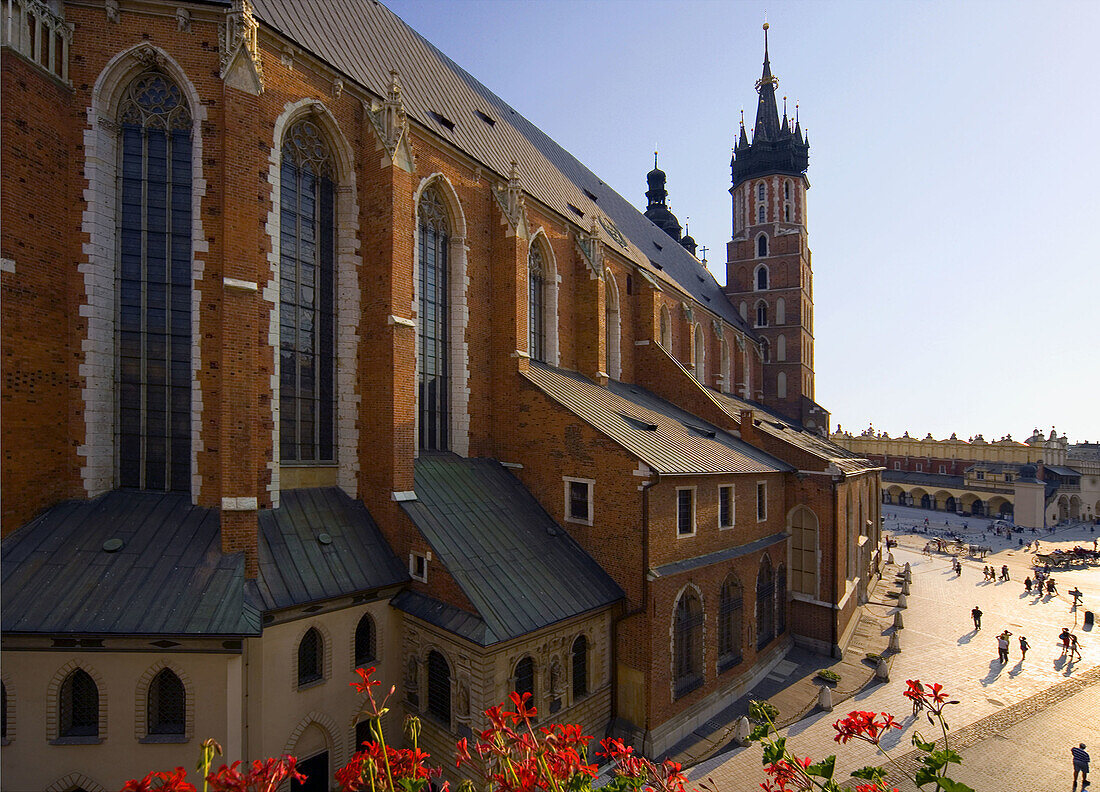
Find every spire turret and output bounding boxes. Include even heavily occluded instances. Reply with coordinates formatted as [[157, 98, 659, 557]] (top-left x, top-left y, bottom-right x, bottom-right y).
[[644, 152, 682, 241], [731, 22, 809, 187]]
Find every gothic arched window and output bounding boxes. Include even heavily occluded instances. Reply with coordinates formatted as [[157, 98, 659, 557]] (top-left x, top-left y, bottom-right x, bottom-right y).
[[756, 301, 768, 328], [426, 650, 451, 725], [354, 613, 375, 668], [513, 656, 535, 701], [297, 628, 323, 687], [756, 557, 775, 650], [756, 265, 769, 290], [571, 636, 588, 700], [660, 305, 672, 349], [604, 272, 621, 380], [117, 71, 193, 491], [718, 574, 743, 673], [776, 564, 788, 635], [757, 235, 768, 257], [789, 506, 818, 596], [528, 244, 546, 363], [673, 590, 703, 697], [59, 669, 99, 738], [147, 668, 185, 735], [280, 119, 336, 463], [418, 186, 450, 450]]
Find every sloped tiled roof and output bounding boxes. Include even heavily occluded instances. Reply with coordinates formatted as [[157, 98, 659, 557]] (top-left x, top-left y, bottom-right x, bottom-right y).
[[2, 491, 259, 636], [399, 453, 623, 646], [249, 0, 753, 335], [252, 487, 409, 612], [523, 363, 792, 476], [709, 390, 879, 474], [2, 488, 408, 635]]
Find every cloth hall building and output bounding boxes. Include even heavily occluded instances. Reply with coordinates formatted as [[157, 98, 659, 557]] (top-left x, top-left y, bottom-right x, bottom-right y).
[[0, 2, 882, 789]]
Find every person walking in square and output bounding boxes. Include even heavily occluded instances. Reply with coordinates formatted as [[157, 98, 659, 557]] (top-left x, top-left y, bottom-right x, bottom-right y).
[[1071, 633, 1083, 661], [1072, 743, 1090, 788], [1019, 635, 1030, 660], [1024, 576, 1032, 594], [972, 605, 983, 631], [1000, 564, 1010, 581], [1061, 627, 1072, 654], [997, 630, 1011, 663]]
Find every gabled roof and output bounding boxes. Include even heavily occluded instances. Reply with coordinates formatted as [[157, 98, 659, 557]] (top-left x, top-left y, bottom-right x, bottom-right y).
[[248, 0, 754, 336], [2, 488, 408, 636], [709, 390, 878, 475], [523, 363, 792, 476], [252, 487, 409, 612], [2, 491, 259, 636], [398, 453, 622, 646]]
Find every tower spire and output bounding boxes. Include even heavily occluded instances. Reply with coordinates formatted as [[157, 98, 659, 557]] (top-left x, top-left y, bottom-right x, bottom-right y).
[[753, 21, 781, 141]]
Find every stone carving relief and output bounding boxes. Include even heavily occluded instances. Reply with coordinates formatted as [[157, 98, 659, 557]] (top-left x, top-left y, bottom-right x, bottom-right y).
[[220, 0, 264, 95], [492, 160, 528, 237], [365, 70, 413, 172]]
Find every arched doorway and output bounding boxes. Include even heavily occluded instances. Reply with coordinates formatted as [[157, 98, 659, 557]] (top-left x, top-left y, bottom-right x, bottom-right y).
[[970, 499, 984, 516], [944, 496, 957, 513], [291, 723, 332, 792], [920, 494, 931, 510]]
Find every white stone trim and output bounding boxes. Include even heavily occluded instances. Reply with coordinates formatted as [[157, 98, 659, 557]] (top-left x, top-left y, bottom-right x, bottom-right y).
[[221, 496, 258, 511], [222, 276, 258, 291], [264, 99, 361, 506], [529, 227, 560, 366], [563, 476, 595, 526], [79, 45, 208, 500], [0, 257, 14, 273], [391, 490, 417, 502], [413, 174, 470, 456], [387, 314, 416, 328], [675, 485, 697, 538], [604, 269, 621, 380]]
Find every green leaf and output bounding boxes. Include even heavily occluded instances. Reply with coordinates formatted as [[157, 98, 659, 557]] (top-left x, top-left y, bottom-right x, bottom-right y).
[[912, 734, 937, 752], [935, 778, 976, 792], [749, 724, 770, 742], [761, 738, 786, 765], [935, 748, 963, 766], [851, 766, 888, 782], [805, 755, 836, 780], [914, 764, 938, 788]]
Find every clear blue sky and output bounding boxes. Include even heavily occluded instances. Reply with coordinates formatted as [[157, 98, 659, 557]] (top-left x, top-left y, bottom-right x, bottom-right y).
[[389, 0, 1100, 444]]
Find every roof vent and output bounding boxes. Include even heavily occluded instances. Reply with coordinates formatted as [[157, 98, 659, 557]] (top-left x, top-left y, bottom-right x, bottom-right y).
[[317, 532, 333, 545], [653, 241, 663, 251], [583, 188, 598, 202], [429, 110, 455, 132], [151, 639, 180, 648], [475, 109, 496, 126], [621, 413, 658, 432], [686, 425, 717, 439], [102, 537, 124, 553], [567, 203, 584, 218]]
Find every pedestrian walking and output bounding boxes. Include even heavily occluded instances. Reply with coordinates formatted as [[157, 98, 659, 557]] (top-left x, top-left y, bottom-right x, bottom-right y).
[[1071, 633, 1083, 661], [1049, 578, 1059, 595], [1000, 564, 1010, 581], [1061, 627, 1072, 654], [972, 605, 983, 631], [997, 630, 1011, 663], [1071, 588, 1084, 608], [911, 679, 925, 715], [1024, 576, 1032, 594], [953, 558, 962, 576], [1073, 743, 1090, 788], [1019, 635, 1030, 660]]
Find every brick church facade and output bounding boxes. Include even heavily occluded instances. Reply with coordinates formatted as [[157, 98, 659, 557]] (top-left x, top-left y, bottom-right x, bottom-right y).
[[1, 2, 883, 789]]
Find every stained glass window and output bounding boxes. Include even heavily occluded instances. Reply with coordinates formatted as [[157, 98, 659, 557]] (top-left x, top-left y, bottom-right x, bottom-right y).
[[117, 71, 192, 491], [418, 187, 449, 450]]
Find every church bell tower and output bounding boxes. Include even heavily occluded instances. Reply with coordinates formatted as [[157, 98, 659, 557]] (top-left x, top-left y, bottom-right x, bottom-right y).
[[724, 23, 821, 429]]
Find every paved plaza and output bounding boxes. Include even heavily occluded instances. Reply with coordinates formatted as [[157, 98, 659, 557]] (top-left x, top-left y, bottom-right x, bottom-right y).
[[686, 508, 1100, 790]]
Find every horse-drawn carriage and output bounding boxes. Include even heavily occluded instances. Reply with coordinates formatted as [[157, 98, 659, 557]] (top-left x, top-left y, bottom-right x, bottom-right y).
[[1034, 547, 1100, 569]]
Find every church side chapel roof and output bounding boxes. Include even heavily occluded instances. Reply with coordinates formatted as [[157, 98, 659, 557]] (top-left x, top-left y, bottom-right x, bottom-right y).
[[2, 488, 407, 636], [248, 0, 753, 336], [709, 390, 878, 475], [523, 363, 792, 476], [2, 491, 259, 636], [398, 453, 623, 646], [251, 487, 409, 612]]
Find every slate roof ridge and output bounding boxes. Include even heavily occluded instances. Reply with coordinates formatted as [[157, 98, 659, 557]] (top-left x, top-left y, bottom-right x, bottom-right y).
[[522, 362, 792, 476]]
